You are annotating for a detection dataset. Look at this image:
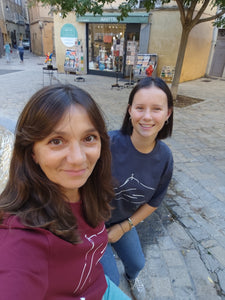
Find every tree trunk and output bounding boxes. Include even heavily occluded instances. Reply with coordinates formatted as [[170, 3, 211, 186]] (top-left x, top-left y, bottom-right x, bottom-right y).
[[171, 27, 191, 100]]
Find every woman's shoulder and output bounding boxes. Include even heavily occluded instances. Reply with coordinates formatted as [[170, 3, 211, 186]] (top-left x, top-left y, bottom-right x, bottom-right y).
[[1, 215, 51, 241], [0, 215, 51, 262]]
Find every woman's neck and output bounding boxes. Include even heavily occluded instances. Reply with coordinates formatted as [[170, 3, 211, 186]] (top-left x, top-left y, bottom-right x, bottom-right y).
[[64, 189, 80, 203], [130, 133, 156, 154]]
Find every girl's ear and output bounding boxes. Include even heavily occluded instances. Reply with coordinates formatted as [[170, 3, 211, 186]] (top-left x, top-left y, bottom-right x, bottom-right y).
[[167, 108, 173, 119]]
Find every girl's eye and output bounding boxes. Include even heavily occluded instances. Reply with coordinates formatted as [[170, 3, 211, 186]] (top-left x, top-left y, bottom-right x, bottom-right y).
[[49, 138, 63, 145], [136, 106, 143, 111]]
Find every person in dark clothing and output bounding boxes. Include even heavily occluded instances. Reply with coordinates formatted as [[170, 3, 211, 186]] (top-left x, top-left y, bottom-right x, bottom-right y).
[[101, 77, 174, 300], [17, 39, 24, 62]]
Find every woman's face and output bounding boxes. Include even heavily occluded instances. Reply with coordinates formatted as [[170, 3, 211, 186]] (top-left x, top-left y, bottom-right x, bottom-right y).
[[32, 105, 101, 202], [129, 86, 171, 141]]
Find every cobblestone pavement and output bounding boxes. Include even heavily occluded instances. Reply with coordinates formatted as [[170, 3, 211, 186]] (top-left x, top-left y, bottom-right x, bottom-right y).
[[0, 51, 225, 299]]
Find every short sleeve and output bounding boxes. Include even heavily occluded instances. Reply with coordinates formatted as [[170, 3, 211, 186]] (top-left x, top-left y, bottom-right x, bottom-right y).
[[0, 227, 49, 300], [148, 150, 173, 207]]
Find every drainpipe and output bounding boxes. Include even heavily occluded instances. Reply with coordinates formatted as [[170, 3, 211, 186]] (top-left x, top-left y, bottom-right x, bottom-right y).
[[205, 26, 218, 77]]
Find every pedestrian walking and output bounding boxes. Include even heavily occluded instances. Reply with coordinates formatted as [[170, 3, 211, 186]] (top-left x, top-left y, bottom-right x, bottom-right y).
[[17, 39, 24, 63], [0, 84, 131, 300], [101, 77, 174, 300], [4, 43, 11, 63]]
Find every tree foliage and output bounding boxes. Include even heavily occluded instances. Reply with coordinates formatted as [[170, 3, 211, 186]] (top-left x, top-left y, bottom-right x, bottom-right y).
[[34, 0, 225, 99]]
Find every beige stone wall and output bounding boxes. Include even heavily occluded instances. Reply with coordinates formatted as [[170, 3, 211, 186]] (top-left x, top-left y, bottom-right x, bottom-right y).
[[54, 13, 86, 73], [30, 23, 42, 55], [149, 9, 214, 82], [29, 3, 54, 56], [181, 20, 213, 82], [148, 10, 181, 77], [42, 22, 54, 55]]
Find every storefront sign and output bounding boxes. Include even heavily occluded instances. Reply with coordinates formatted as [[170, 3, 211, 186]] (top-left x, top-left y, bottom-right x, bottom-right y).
[[77, 12, 150, 24], [60, 24, 78, 47]]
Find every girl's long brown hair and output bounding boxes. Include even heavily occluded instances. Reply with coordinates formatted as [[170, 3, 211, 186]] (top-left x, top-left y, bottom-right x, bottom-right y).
[[0, 84, 114, 243]]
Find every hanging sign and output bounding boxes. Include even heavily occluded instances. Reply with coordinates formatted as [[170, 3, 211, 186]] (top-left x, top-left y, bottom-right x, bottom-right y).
[[60, 24, 78, 47]]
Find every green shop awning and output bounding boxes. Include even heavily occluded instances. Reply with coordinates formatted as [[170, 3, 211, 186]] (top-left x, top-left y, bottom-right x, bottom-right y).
[[76, 12, 150, 24]]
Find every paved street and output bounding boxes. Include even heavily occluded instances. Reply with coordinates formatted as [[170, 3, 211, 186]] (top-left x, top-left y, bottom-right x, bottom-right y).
[[0, 51, 225, 299]]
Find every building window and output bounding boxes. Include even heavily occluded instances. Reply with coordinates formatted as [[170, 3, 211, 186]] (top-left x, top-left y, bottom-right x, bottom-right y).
[[88, 23, 126, 73]]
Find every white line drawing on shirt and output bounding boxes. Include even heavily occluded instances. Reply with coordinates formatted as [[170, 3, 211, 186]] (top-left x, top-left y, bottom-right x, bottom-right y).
[[114, 173, 155, 204], [73, 224, 105, 294]]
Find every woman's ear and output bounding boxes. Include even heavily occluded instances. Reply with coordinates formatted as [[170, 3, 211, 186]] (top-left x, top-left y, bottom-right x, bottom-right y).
[[128, 104, 131, 117], [32, 152, 38, 164]]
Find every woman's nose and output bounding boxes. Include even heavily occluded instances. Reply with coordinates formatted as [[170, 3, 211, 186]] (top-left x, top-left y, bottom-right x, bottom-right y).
[[67, 142, 85, 164]]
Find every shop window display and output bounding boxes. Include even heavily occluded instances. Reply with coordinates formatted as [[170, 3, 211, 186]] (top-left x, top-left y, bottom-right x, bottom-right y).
[[88, 24, 126, 73]]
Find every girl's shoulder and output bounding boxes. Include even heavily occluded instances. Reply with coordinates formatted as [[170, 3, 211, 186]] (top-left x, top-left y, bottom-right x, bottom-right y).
[[108, 130, 129, 149], [157, 140, 172, 154], [156, 140, 173, 163], [108, 130, 127, 142]]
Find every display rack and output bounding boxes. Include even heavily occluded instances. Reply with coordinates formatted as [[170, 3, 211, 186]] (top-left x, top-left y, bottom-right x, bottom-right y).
[[124, 40, 138, 88], [160, 65, 175, 83], [64, 40, 85, 81], [111, 56, 124, 89], [133, 54, 158, 81]]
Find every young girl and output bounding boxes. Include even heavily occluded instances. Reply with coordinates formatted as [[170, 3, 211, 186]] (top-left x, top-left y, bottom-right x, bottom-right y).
[[101, 77, 174, 300], [0, 84, 130, 300]]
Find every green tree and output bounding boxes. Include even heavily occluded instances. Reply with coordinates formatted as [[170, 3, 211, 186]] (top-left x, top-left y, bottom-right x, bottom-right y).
[[35, 0, 225, 99]]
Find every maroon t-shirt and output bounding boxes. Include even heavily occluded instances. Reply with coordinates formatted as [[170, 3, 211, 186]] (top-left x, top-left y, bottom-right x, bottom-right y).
[[0, 202, 107, 299]]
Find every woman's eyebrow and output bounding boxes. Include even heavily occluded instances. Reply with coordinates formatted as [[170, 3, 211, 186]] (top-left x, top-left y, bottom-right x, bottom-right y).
[[51, 127, 99, 136]]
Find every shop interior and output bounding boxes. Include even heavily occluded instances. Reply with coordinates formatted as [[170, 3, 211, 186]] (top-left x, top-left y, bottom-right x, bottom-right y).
[[88, 23, 126, 73]]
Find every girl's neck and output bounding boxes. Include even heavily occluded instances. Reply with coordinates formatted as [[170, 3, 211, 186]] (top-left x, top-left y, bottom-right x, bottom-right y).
[[130, 133, 156, 154]]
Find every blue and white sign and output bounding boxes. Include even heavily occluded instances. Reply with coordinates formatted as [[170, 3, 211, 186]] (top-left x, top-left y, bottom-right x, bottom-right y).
[[60, 24, 78, 47]]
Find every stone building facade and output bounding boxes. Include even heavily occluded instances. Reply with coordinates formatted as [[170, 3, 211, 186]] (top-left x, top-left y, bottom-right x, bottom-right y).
[[29, 2, 54, 56]]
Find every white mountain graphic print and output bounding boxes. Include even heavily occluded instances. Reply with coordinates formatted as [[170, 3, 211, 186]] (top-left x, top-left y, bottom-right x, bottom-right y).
[[114, 173, 155, 205]]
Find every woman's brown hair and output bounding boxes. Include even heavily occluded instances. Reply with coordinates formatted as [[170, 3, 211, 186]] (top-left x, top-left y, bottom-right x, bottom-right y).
[[0, 84, 114, 243]]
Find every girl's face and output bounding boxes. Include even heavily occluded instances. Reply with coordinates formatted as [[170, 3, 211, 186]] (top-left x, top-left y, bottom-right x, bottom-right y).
[[32, 105, 101, 202], [129, 86, 172, 141]]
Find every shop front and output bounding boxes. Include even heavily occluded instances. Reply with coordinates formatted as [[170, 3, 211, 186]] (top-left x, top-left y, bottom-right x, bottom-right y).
[[77, 12, 150, 77]]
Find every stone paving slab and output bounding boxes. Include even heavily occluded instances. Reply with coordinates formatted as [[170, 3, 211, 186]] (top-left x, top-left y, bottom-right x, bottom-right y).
[[0, 52, 225, 299]]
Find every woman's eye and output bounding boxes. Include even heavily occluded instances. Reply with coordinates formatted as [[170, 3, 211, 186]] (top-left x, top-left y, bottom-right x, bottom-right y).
[[136, 106, 143, 111], [49, 139, 63, 145], [85, 135, 97, 143]]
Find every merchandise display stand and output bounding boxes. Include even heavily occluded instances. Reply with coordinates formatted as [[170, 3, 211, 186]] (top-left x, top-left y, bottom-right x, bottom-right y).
[[133, 54, 158, 81], [42, 66, 58, 86], [124, 40, 138, 87], [111, 57, 123, 89], [64, 40, 85, 82], [124, 65, 135, 88]]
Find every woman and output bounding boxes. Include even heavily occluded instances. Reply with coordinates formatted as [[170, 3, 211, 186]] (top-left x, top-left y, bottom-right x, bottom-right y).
[[17, 39, 24, 63], [0, 84, 130, 300], [101, 77, 174, 300]]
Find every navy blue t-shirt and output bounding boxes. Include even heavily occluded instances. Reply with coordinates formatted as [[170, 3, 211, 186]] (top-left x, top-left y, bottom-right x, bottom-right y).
[[107, 130, 173, 226]]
